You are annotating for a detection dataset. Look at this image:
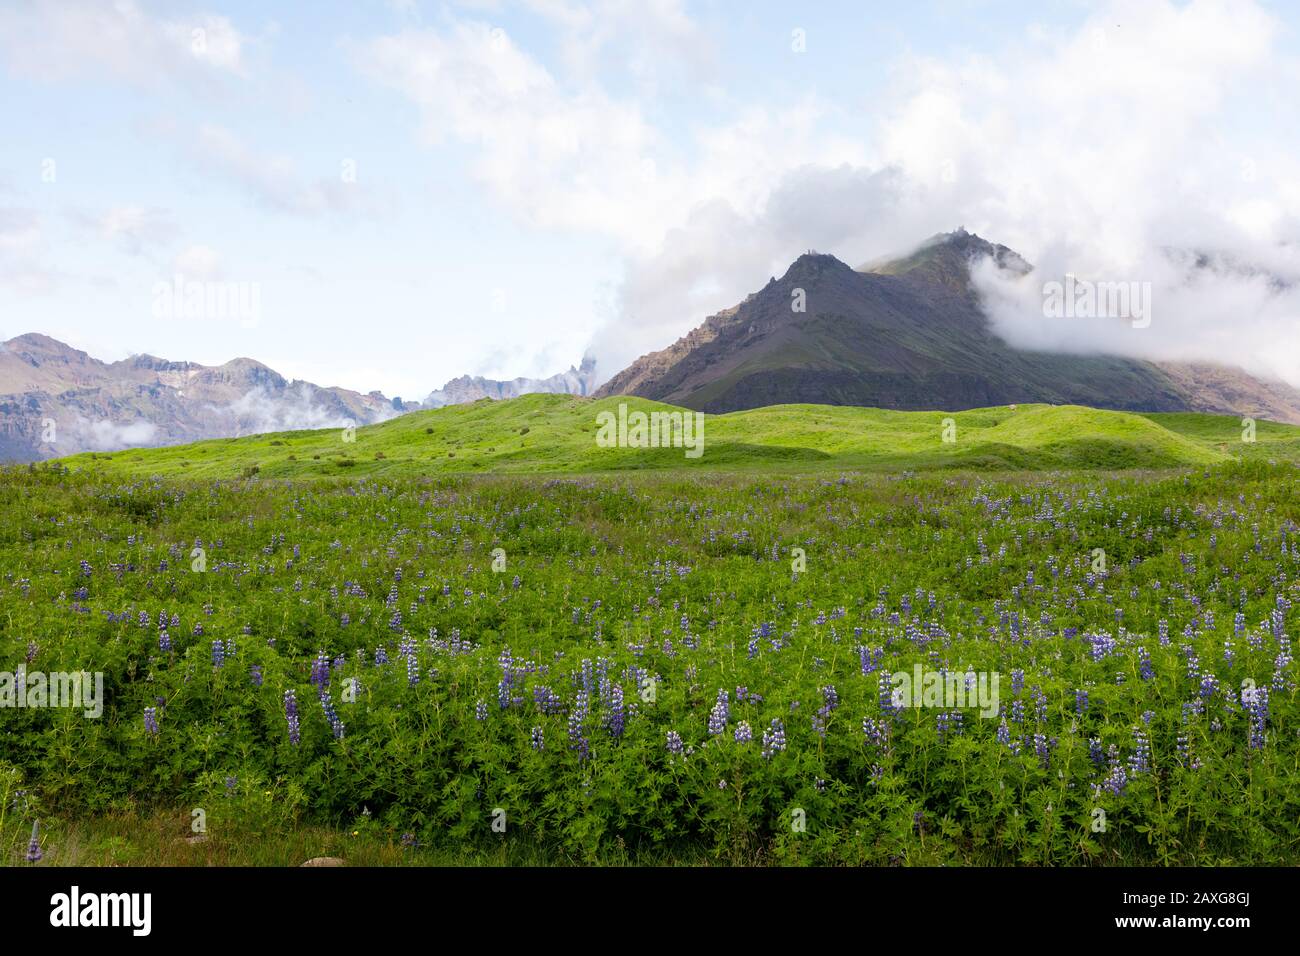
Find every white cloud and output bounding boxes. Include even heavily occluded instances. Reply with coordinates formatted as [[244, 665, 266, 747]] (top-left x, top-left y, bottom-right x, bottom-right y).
[[173, 244, 223, 280], [71, 416, 159, 451], [870, 0, 1300, 386], [183, 124, 381, 217], [0, 1, 249, 86], [358, 17, 869, 375], [69, 205, 180, 255]]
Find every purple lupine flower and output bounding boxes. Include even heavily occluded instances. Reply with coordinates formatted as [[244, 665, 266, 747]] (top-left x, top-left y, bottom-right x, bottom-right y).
[[665, 730, 684, 755], [475, 699, 488, 722], [319, 689, 344, 739], [604, 684, 624, 738], [530, 726, 545, 751], [734, 720, 753, 743], [761, 718, 786, 759], [568, 691, 590, 762], [1245, 685, 1269, 749], [211, 639, 225, 669], [1088, 736, 1105, 767], [250, 664, 263, 687], [25, 821, 41, 864], [284, 690, 300, 745], [25, 642, 38, 664], [144, 706, 158, 735], [1101, 764, 1129, 796], [707, 701, 727, 736], [879, 670, 899, 715], [310, 652, 330, 688], [1138, 647, 1153, 681], [863, 716, 890, 748], [1129, 728, 1151, 774], [1075, 689, 1089, 715], [159, 630, 171, 653]]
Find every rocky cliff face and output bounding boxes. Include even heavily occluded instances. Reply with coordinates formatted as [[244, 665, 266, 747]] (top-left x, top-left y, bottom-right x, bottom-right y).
[[596, 230, 1300, 423], [424, 356, 598, 407], [0, 333, 415, 461]]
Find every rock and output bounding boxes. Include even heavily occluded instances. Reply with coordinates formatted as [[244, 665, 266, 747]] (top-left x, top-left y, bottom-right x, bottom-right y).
[[300, 856, 344, 867]]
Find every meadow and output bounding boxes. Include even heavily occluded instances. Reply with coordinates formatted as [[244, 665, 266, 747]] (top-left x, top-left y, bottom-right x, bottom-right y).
[[2, 400, 1299, 865]]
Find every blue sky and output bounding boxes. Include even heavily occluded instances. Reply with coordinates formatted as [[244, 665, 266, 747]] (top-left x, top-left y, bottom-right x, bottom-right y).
[[3, 0, 1299, 400]]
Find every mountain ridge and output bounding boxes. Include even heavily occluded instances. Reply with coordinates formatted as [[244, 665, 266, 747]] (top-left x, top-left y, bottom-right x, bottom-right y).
[[595, 230, 1300, 423]]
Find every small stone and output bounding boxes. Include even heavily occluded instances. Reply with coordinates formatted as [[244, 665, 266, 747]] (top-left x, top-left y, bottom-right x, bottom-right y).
[[300, 856, 344, 867], [185, 834, 208, 844]]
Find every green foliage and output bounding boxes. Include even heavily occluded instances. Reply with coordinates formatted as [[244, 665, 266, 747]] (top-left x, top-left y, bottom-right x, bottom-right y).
[[0, 458, 1297, 864]]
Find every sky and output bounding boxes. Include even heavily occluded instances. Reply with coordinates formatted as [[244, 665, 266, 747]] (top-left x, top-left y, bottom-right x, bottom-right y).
[[2, 0, 1300, 401]]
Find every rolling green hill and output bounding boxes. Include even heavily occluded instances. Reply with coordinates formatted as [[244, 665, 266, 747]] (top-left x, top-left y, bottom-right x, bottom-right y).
[[42, 394, 1300, 480]]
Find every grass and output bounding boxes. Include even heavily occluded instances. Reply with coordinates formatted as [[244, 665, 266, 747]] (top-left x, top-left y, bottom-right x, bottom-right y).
[[46, 395, 1296, 480]]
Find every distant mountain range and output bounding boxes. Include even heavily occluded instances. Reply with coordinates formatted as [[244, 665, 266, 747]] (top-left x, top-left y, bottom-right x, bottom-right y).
[[0, 334, 599, 462], [0, 334, 416, 462], [596, 229, 1300, 423], [424, 356, 598, 407], [7, 228, 1300, 462]]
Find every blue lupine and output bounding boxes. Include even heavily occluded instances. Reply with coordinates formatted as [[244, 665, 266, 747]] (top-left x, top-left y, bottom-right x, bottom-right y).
[[25, 821, 41, 863], [320, 689, 344, 739], [310, 652, 330, 688], [734, 720, 753, 743], [1138, 647, 1153, 681], [761, 718, 786, 760], [250, 664, 263, 687], [530, 726, 545, 751], [604, 685, 625, 738], [284, 690, 300, 745], [568, 691, 590, 761], [666, 730, 684, 755], [144, 706, 158, 735]]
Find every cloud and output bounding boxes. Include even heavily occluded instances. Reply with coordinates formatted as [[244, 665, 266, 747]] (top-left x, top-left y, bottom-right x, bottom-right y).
[[172, 245, 223, 280], [358, 16, 869, 375], [0, 206, 59, 294], [0, 0, 249, 87], [215, 384, 403, 435], [870, 0, 1300, 386], [70, 416, 159, 452], [68, 205, 181, 255], [183, 124, 382, 217], [600, 0, 1300, 388]]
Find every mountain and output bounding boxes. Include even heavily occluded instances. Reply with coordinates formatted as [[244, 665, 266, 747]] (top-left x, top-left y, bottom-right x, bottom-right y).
[[0, 333, 417, 462], [424, 356, 598, 407], [596, 229, 1300, 423]]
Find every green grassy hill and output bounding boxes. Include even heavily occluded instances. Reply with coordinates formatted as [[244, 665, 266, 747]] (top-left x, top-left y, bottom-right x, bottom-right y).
[[43, 395, 1300, 480]]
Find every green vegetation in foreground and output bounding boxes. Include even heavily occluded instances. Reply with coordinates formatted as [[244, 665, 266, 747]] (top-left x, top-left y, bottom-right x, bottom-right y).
[[2, 461, 1298, 866], [49, 395, 1300, 480]]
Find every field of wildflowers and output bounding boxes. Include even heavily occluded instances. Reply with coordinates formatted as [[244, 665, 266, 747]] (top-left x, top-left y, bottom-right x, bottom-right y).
[[2, 459, 1298, 865]]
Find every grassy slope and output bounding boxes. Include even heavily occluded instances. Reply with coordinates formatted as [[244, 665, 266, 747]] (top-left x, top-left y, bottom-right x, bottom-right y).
[[45, 395, 1299, 481]]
